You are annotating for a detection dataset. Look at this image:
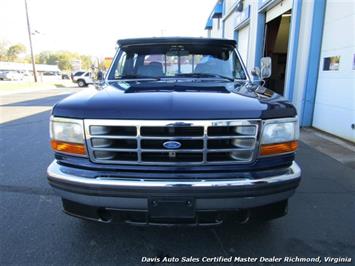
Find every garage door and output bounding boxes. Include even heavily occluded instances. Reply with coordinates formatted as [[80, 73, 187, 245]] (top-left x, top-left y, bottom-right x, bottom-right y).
[[312, 0, 355, 142], [265, 0, 292, 23], [237, 25, 249, 64]]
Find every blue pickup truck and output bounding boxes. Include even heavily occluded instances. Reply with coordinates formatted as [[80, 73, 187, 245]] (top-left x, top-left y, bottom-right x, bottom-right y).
[[47, 37, 301, 225]]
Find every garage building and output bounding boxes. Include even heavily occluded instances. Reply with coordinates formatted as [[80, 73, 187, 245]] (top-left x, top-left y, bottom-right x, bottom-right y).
[[205, 0, 355, 142]]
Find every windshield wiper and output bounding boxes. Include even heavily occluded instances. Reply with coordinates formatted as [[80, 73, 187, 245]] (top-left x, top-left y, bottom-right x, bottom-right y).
[[116, 74, 160, 80], [175, 73, 235, 82]]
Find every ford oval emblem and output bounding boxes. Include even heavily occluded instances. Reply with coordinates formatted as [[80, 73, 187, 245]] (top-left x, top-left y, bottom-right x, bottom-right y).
[[163, 141, 182, 149]]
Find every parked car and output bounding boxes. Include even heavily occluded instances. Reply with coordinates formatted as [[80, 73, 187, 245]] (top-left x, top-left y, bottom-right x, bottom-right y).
[[0, 70, 23, 81], [71, 71, 85, 80], [71, 71, 93, 87], [61, 73, 70, 80], [47, 37, 301, 225], [42, 71, 60, 76]]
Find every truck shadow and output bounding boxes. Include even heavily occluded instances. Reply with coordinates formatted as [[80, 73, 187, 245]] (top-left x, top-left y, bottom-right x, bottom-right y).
[[72, 218, 276, 261], [1, 94, 71, 107]]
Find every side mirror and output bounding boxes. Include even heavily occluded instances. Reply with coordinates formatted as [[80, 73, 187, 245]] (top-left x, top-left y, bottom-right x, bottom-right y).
[[260, 57, 272, 79], [250, 67, 260, 78]]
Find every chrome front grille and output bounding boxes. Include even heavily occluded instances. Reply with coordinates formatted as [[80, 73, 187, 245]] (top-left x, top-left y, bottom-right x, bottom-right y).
[[84, 119, 260, 165]]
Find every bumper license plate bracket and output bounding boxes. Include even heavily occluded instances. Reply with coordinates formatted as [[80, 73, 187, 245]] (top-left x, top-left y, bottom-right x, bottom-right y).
[[149, 198, 195, 218]]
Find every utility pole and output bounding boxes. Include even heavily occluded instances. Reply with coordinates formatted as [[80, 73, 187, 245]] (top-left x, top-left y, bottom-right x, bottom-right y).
[[24, 0, 37, 82]]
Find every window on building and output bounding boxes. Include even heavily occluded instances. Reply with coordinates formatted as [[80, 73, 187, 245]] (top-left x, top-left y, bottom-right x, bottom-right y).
[[323, 56, 340, 71]]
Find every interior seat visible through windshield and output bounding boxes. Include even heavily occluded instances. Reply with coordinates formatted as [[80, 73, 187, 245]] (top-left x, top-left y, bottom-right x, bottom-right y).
[[109, 44, 247, 80], [137, 62, 164, 77]]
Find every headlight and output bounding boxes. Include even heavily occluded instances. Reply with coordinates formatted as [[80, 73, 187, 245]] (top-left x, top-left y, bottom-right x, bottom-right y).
[[234, 126, 256, 136], [50, 117, 86, 156], [262, 122, 298, 144], [260, 118, 299, 156]]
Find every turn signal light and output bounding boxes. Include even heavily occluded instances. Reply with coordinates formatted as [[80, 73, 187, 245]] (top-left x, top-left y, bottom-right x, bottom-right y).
[[51, 140, 86, 155], [260, 140, 298, 156]]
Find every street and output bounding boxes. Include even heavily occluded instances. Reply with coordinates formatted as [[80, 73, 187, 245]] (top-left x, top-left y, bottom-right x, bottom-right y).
[[0, 87, 354, 265]]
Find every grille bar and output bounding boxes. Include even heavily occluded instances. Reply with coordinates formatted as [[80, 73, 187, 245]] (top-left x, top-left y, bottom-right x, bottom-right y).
[[86, 134, 256, 140], [90, 148, 254, 152], [84, 119, 260, 165]]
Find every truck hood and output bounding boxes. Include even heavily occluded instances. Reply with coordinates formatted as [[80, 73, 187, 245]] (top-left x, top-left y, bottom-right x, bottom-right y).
[[52, 81, 296, 119]]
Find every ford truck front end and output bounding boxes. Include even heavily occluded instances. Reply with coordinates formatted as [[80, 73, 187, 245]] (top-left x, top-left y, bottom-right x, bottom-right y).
[[47, 37, 301, 225]]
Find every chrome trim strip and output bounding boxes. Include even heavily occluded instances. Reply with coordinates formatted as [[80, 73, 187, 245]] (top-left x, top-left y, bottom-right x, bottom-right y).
[[137, 125, 142, 163], [202, 125, 208, 163], [90, 135, 138, 140], [85, 119, 259, 127], [91, 148, 254, 153], [90, 135, 256, 140], [234, 48, 251, 81], [104, 47, 120, 81], [47, 161, 301, 188]]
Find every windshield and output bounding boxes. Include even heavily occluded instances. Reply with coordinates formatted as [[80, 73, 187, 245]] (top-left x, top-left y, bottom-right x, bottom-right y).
[[108, 44, 247, 81]]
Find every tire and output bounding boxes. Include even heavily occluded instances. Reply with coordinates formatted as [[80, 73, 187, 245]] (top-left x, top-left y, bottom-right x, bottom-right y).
[[77, 79, 86, 87]]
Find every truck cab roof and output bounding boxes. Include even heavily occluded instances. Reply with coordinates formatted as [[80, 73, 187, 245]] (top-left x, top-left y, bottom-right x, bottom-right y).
[[116, 37, 237, 48]]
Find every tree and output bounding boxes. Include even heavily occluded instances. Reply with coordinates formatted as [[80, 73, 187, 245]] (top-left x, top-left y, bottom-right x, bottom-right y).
[[56, 52, 73, 71], [37, 51, 51, 64], [79, 55, 92, 70], [0, 40, 9, 61], [6, 44, 27, 62], [1, 42, 94, 71], [37, 51, 94, 71]]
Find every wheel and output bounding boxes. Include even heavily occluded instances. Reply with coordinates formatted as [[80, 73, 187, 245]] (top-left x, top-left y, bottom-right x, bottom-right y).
[[77, 80, 86, 87]]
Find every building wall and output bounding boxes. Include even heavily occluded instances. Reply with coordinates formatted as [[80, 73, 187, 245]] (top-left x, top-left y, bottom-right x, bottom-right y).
[[224, 0, 238, 12], [246, 1, 260, 71], [237, 25, 250, 64], [312, 0, 355, 142], [0, 61, 60, 72], [211, 18, 223, 38], [223, 10, 237, 40], [213, 0, 254, 69], [290, 0, 314, 114], [205, 0, 355, 142], [236, 0, 252, 67]]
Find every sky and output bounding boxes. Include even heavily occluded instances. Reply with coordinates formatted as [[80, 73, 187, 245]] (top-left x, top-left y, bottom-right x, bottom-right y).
[[0, 0, 217, 57]]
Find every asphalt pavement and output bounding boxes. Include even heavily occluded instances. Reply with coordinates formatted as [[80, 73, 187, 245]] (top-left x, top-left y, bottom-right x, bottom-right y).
[[0, 87, 354, 265]]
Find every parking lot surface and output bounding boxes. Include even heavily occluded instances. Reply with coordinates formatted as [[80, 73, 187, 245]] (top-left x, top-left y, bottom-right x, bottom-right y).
[[0, 88, 354, 265]]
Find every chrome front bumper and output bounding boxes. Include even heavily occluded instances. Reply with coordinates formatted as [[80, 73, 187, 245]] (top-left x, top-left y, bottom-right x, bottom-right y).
[[47, 160, 301, 210]]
